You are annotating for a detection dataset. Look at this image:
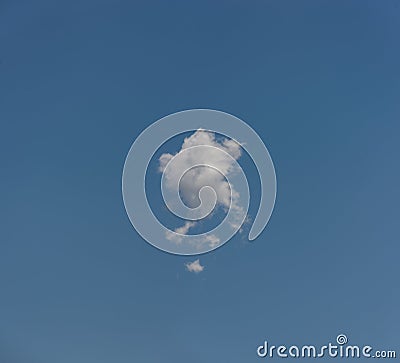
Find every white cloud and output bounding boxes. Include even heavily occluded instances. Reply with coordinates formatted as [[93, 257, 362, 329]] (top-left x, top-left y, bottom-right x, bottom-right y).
[[159, 129, 245, 247], [185, 259, 204, 273], [165, 221, 195, 244]]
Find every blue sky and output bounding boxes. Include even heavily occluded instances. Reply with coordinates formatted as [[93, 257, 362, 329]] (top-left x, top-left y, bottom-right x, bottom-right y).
[[0, 1, 399, 362]]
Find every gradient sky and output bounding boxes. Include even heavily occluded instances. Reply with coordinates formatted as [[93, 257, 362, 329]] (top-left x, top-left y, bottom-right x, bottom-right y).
[[1, 1, 399, 362]]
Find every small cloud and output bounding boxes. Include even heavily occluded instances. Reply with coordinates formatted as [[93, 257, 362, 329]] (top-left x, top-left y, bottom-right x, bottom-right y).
[[185, 259, 204, 273], [165, 221, 196, 244], [239, 214, 252, 234], [175, 221, 196, 235]]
